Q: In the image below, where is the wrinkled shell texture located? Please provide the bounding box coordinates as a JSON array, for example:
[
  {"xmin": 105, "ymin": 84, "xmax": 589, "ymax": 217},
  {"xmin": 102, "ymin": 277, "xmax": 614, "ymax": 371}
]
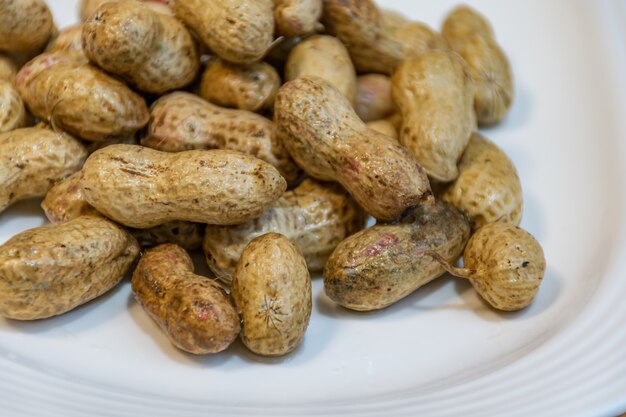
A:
[
  {"xmin": 324, "ymin": 200, "xmax": 470, "ymax": 311},
  {"xmin": 143, "ymin": 92, "xmax": 299, "ymax": 182},
  {"xmin": 285, "ymin": 35, "xmax": 357, "ymax": 104},
  {"xmin": 200, "ymin": 58, "xmax": 280, "ymax": 112},
  {"xmin": 275, "ymin": 76, "xmax": 432, "ymax": 221},
  {"xmin": 80, "ymin": 144, "xmax": 287, "ymax": 228},
  {"xmin": 463, "ymin": 222, "xmax": 546, "ymax": 311},
  {"xmin": 0, "ymin": 127, "xmax": 88, "ymax": 213},
  {"xmin": 390, "ymin": 22, "xmax": 449, "ymax": 56},
  {"xmin": 274, "ymin": 0, "xmax": 322, "ymax": 37},
  {"xmin": 393, "ymin": 50, "xmax": 476, "ymax": 182},
  {"xmin": 203, "ymin": 178, "xmax": 366, "ymax": 281},
  {"xmin": 321, "ymin": 0, "xmax": 403, "ymax": 74},
  {"xmin": 132, "ymin": 244, "xmax": 240, "ymax": 354},
  {"xmin": 0, "ymin": 54, "xmax": 18, "ymax": 82},
  {"xmin": 0, "ymin": 0, "xmax": 54, "ymax": 52},
  {"xmin": 16, "ymin": 52, "xmax": 150, "ymax": 142},
  {"xmin": 0, "ymin": 215, "xmax": 139, "ymax": 320},
  {"xmin": 80, "ymin": 0, "xmax": 172, "ymax": 22},
  {"xmin": 130, "ymin": 221, "xmax": 206, "ymax": 250},
  {"xmin": 232, "ymin": 233, "xmax": 312, "ymax": 356},
  {"xmin": 41, "ymin": 171, "xmax": 98, "ymax": 223},
  {"xmin": 0, "ymin": 80, "xmax": 26, "ymax": 133},
  {"xmin": 439, "ymin": 133, "xmax": 522, "ymax": 231},
  {"xmin": 83, "ymin": 1, "xmax": 199, "ymax": 94},
  {"xmin": 442, "ymin": 6, "xmax": 513, "ymax": 126},
  {"xmin": 171, "ymin": 0, "xmax": 274, "ymax": 64},
  {"xmin": 354, "ymin": 74, "xmax": 394, "ymax": 123}
]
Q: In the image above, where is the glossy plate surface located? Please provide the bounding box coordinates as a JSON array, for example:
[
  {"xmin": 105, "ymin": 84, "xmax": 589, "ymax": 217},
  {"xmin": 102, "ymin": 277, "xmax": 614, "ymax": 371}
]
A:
[{"xmin": 1, "ymin": 1, "xmax": 625, "ymax": 416}]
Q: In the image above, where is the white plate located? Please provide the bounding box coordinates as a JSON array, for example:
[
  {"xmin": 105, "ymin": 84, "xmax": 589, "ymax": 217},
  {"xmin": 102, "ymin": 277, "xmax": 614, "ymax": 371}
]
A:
[{"xmin": 2, "ymin": 1, "xmax": 626, "ymax": 416}]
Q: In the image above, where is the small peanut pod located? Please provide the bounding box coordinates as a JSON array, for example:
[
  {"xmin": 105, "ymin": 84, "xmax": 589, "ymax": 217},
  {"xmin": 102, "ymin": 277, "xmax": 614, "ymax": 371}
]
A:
[
  {"xmin": 354, "ymin": 74, "xmax": 393, "ymax": 123},
  {"xmin": 324, "ymin": 200, "xmax": 470, "ymax": 311},
  {"xmin": 81, "ymin": 144, "xmax": 287, "ymax": 229},
  {"xmin": 432, "ymin": 222, "xmax": 545, "ymax": 311},
  {"xmin": 42, "ymin": 172, "xmax": 206, "ymax": 250},
  {"xmin": 442, "ymin": 6, "xmax": 513, "ymax": 126},
  {"xmin": 171, "ymin": 0, "xmax": 274, "ymax": 64},
  {"xmin": 46, "ymin": 24, "xmax": 85, "ymax": 57},
  {"xmin": 16, "ymin": 52, "xmax": 150, "ymax": 142},
  {"xmin": 392, "ymin": 50, "xmax": 476, "ymax": 182},
  {"xmin": 232, "ymin": 233, "xmax": 311, "ymax": 356},
  {"xmin": 0, "ymin": 127, "xmax": 88, "ymax": 214},
  {"xmin": 0, "ymin": 80, "xmax": 26, "ymax": 132},
  {"xmin": 274, "ymin": 0, "xmax": 322, "ymax": 37},
  {"xmin": 0, "ymin": 215, "xmax": 140, "ymax": 320},
  {"xmin": 203, "ymin": 178, "xmax": 366, "ymax": 282},
  {"xmin": 83, "ymin": 0, "xmax": 199, "ymax": 94},
  {"xmin": 0, "ymin": 54, "xmax": 17, "ymax": 82},
  {"xmin": 285, "ymin": 35, "xmax": 357, "ymax": 105},
  {"xmin": 199, "ymin": 58, "xmax": 281, "ymax": 113},
  {"xmin": 438, "ymin": 133, "xmax": 522, "ymax": 231},
  {"xmin": 275, "ymin": 76, "xmax": 432, "ymax": 221},
  {"xmin": 0, "ymin": 0, "xmax": 54, "ymax": 53},
  {"xmin": 132, "ymin": 244, "xmax": 240, "ymax": 354},
  {"xmin": 41, "ymin": 171, "xmax": 98, "ymax": 223},
  {"xmin": 142, "ymin": 92, "xmax": 299, "ymax": 183}
]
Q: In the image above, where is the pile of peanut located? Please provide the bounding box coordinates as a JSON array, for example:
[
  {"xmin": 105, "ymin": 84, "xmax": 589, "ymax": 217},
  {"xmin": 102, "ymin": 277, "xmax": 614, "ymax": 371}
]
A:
[{"xmin": 0, "ymin": 0, "xmax": 545, "ymax": 357}]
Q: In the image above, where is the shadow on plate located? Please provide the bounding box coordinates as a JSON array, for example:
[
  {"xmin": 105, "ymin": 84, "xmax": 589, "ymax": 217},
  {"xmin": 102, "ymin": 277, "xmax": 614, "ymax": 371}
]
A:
[{"xmin": 453, "ymin": 265, "xmax": 562, "ymax": 321}]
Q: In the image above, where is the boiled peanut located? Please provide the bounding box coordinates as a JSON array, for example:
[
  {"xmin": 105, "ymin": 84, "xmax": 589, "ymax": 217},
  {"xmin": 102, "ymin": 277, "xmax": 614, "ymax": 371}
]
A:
[
  {"xmin": 275, "ymin": 76, "xmax": 432, "ymax": 221},
  {"xmin": 232, "ymin": 233, "xmax": 311, "ymax": 356},
  {"xmin": 132, "ymin": 243, "xmax": 240, "ymax": 354},
  {"xmin": 80, "ymin": 144, "xmax": 287, "ymax": 228},
  {"xmin": 142, "ymin": 92, "xmax": 299, "ymax": 183},
  {"xmin": 0, "ymin": 215, "xmax": 139, "ymax": 320},
  {"xmin": 392, "ymin": 50, "xmax": 476, "ymax": 182}
]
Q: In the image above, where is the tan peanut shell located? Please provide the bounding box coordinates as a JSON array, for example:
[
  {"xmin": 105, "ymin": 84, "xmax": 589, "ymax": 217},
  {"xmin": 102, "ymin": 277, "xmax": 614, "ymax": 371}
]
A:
[
  {"xmin": 16, "ymin": 52, "xmax": 149, "ymax": 142},
  {"xmin": 275, "ymin": 76, "xmax": 432, "ymax": 221},
  {"xmin": 0, "ymin": 54, "xmax": 17, "ymax": 82},
  {"xmin": 0, "ymin": 0, "xmax": 54, "ymax": 53},
  {"xmin": 171, "ymin": 0, "xmax": 274, "ymax": 64},
  {"xmin": 285, "ymin": 35, "xmax": 357, "ymax": 104},
  {"xmin": 142, "ymin": 92, "xmax": 299, "ymax": 183},
  {"xmin": 354, "ymin": 74, "xmax": 394, "ymax": 123},
  {"xmin": 438, "ymin": 132, "xmax": 522, "ymax": 231},
  {"xmin": 434, "ymin": 222, "xmax": 545, "ymax": 311},
  {"xmin": 274, "ymin": 0, "xmax": 322, "ymax": 37},
  {"xmin": 203, "ymin": 178, "xmax": 366, "ymax": 282},
  {"xmin": 392, "ymin": 50, "xmax": 476, "ymax": 182},
  {"xmin": 41, "ymin": 171, "xmax": 98, "ymax": 223},
  {"xmin": 443, "ymin": 6, "xmax": 513, "ymax": 126},
  {"xmin": 199, "ymin": 58, "xmax": 281, "ymax": 112},
  {"xmin": 46, "ymin": 24, "xmax": 85, "ymax": 57},
  {"xmin": 324, "ymin": 200, "xmax": 470, "ymax": 311},
  {"xmin": 132, "ymin": 244, "xmax": 240, "ymax": 354},
  {"xmin": 80, "ymin": 0, "xmax": 172, "ymax": 21},
  {"xmin": 232, "ymin": 233, "xmax": 311, "ymax": 356},
  {"xmin": 42, "ymin": 172, "xmax": 205, "ymax": 250},
  {"xmin": 80, "ymin": 144, "xmax": 287, "ymax": 228},
  {"xmin": 0, "ymin": 215, "xmax": 139, "ymax": 320},
  {"xmin": 366, "ymin": 118, "xmax": 398, "ymax": 140},
  {"xmin": 0, "ymin": 127, "xmax": 88, "ymax": 213},
  {"xmin": 0, "ymin": 80, "xmax": 26, "ymax": 133},
  {"xmin": 83, "ymin": 0, "xmax": 199, "ymax": 94},
  {"xmin": 321, "ymin": 0, "xmax": 446, "ymax": 75}
]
